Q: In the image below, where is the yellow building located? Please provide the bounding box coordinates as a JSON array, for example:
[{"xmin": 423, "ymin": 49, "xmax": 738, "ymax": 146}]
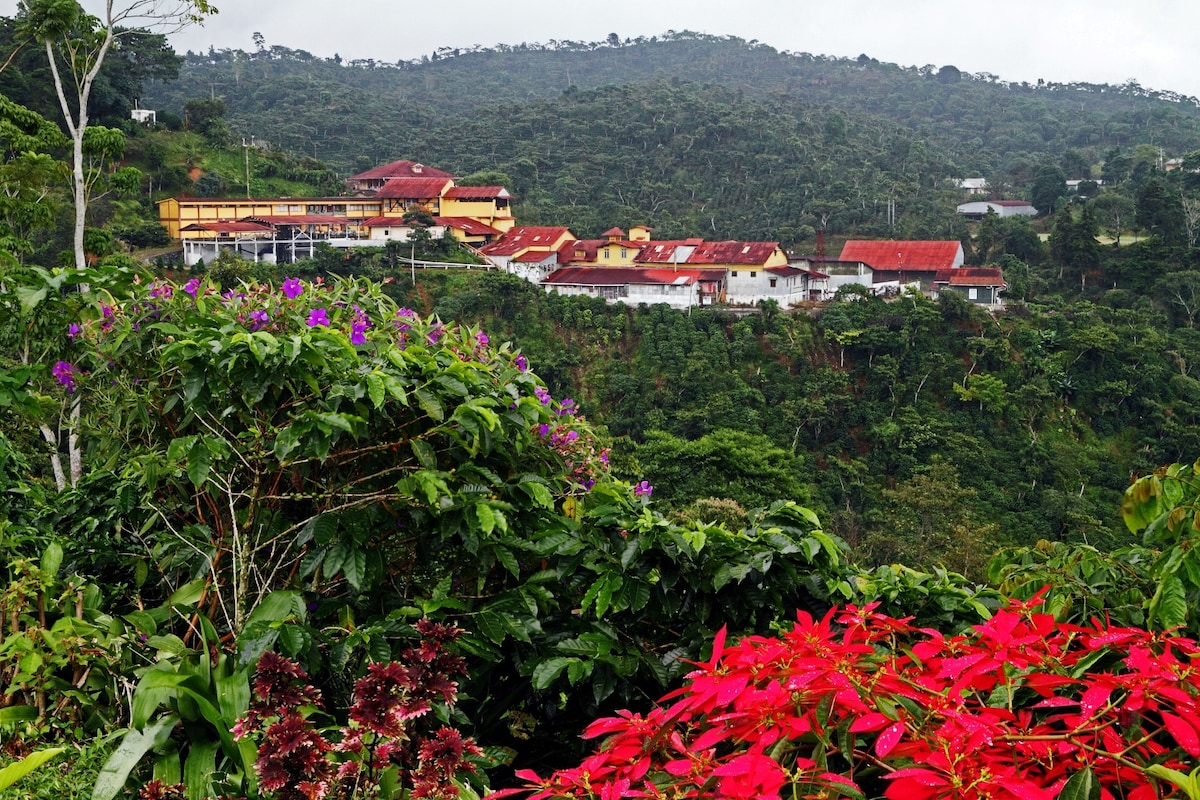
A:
[{"xmin": 158, "ymin": 160, "xmax": 516, "ymax": 265}]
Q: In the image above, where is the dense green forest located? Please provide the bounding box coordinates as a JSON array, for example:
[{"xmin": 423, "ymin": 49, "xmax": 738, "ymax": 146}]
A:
[{"xmin": 10, "ymin": 9, "xmax": 1200, "ymax": 798}]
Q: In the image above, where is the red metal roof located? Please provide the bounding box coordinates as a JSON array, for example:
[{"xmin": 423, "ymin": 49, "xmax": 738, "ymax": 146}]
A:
[
  {"xmin": 375, "ymin": 177, "xmax": 454, "ymax": 199},
  {"xmin": 442, "ymin": 186, "xmax": 511, "ymax": 199},
  {"xmin": 434, "ymin": 216, "xmax": 503, "ymax": 235},
  {"xmin": 361, "ymin": 216, "xmax": 407, "ymax": 227},
  {"xmin": 636, "ymin": 241, "xmax": 696, "ymax": 264},
  {"xmin": 688, "ymin": 240, "xmax": 782, "ymax": 265},
  {"xmin": 543, "ymin": 267, "xmax": 720, "ymax": 286},
  {"xmin": 480, "ymin": 226, "xmax": 574, "ymax": 256},
  {"xmin": 513, "ymin": 251, "xmax": 558, "ymax": 263},
  {"xmin": 603, "ymin": 227, "xmax": 626, "ymax": 237},
  {"xmin": 347, "ymin": 160, "xmax": 453, "ymax": 181},
  {"xmin": 935, "ymin": 267, "xmax": 1007, "ymax": 287},
  {"xmin": 181, "ymin": 221, "xmax": 274, "ymax": 233},
  {"xmin": 839, "ymin": 240, "xmax": 963, "ymax": 271}
]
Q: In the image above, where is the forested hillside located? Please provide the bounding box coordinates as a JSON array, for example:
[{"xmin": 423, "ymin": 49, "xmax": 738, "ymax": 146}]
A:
[{"xmin": 139, "ymin": 33, "xmax": 1200, "ymax": 244}]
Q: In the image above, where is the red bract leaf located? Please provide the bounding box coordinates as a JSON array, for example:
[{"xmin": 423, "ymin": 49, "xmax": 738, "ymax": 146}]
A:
[
  {"xmin": 885, "ymin": 767, "xmax": 949, "ymax": 786},
  {"xmin": 1078, "ymin": 683, "xmax": 1113, "ymax": 715},
  {"xmin": 707, "ymin": 625, "xmax": 728, "ymax": 670},
  {"xmin": 875, "ymin": 721, "xmax": 906, "ymax": 758},
  {"xmin": 1162, "ymin": 711, "xmax": 1200, "ymax": 757},
  {"xmin": 849, "ymin": 712, "xmax": 891, "ymax": 733}
]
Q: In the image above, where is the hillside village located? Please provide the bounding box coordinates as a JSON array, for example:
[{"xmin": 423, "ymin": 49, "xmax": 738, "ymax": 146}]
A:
[{"xmin": 160, "ymin": 158, "xmax": 1008, "ymax": 309}]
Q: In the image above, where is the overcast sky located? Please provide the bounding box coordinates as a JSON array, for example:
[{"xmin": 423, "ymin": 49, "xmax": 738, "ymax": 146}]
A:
[{"xmin": 6, "ymin": 0, "xmax": 1200, "ymax": 99}]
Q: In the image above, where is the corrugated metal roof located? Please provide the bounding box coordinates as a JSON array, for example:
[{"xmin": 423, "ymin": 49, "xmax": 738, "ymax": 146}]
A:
[
  {"xmin": 936, "ymin": 267, "xmax": 1007, "ymax": 287},
  {"xmin": 839, "ymin": 240, "xmax": 963, "ymax": 271},
  {"xmin": 347, "ymin": 160, "xmax": 454, "ymax": 181},
  {"xmin": 687, "ymin": 240, "xmax": 781, "ymax": 265},
  {"xmin": 443, "ymin": 186, "xmax": 511, "ymax": 199},
  {"xmin": 434, "ymin": 216, "xmax": 503, "ymax": 235},
  {"xmin": 375, "ymin": 177, "xmax": 455, "ymax": 199},
  {"xmin": 480, "ymin": 226, "xmax": 574, "ymax": 256}
]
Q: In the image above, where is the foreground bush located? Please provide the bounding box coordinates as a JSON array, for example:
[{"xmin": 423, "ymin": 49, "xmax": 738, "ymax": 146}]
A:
[{"xmin": 495, "ymin": 596, "xmax": 1200, "ymax": 799}]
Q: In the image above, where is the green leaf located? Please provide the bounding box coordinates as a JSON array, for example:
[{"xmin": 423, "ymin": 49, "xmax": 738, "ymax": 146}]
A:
[
  {"xmin": 0, "ymin": 706, "xmax": 37, "ymax": 725},
  {"xmin": 415, "ymin": 388, "xmax": 444, "ymax": 421},
  {"xmin": 183, "ymin": 740, "xmax": 219, "ymax": 800},
  {"xmin": 1059, "ymin": 767, "xmax": 1100, "ymax": 800},
  {"xmin": 168, "ymin": 579, "xmax": 206, "ymax": 608},
  {"xmin": 531, "ymin": 657, "xmax": 575, "ymax": 690},
  {"xmin": 366, "ymin": 372, "xmax": 385, "ymax": 408},
  {"xmin": 494, "ymin": 545, "xmax": 520, "ymax": 577},
  {"xmin": 412, "ymin": 438, "xmax": 438, "ymax": 469},
  {"xmin": 475, "ymin": 502, "xmax": 496, "ymax": 535},
  {"xmin": 342, "ymin": 546, "xmax": 368, "ymax": 591},
  {"xmin": 0, "ymin": 747, "xmax": 66, "ymax": 792},
  {"xmin": 91, "ymin": 716, "xmax": 178, "ymax": 800},
  {"xmin": 40, "ymin": 541, "xmax": 63, "ymax": 578}
]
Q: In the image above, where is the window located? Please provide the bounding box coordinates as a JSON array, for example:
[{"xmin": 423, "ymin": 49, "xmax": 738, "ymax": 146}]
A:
[
  {"xmin": 620, "ymin": 248, "xmax": 628, "ymax": 258},
  {"xmin": 750, "ymin": 271, "xmax": 757, "ymax": 277},
  {"xmin": 769, "ymin": 278, "xmax": 777, "ymax": 288},
  {"xmin": 968, "ymin": 288, "xmax": 979, "ymax": 300},
  {"xmin": 731, "ymin": 271, "xmax": 739, "ymax": 277},
  {"xmin": 604, "ymin": 248, "xmax": 611, "ymax": 259}
]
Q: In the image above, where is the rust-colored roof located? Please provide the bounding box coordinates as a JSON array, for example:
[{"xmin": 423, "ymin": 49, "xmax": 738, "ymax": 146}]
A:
[
  {"xmin": 348, "ymin": 160, "xmax": 453, "ymax": 181},
  {"xmin": 512, "ymin": 251, "xmax": 558, "ymax": 263},
  {"xmin": 434, "ymin": 216, "xmax": 503, "ymax": 235},
  {"xmin": 443, "ymin": 186, "xmax": 511, "ymax": 199},
  {"xmin": 543, "ymin": 267, "xmax": 721, "ymax": 286},
  {"xmin": 636, "ymin": 241, "xmax": 699, "ymax": 263},
  {"xmin": 839, "ymin": 240, "xmax": 963, "ymax": 271},
  {"xmin": 375, "ymin": 177, "xmax": 454, "ymax": 199},
  {"xmin": 181, "ymin": 221, "xmax": 274, "ymax": 233},
  {"xmin": 480, "ymin": 226, "xmax": 574, "ymax": 256},
  {"xmin": 603, "ymin": 227, "xmax": 626, "ymax": 237},
  {"xmin": 936, "ymin": 267, "xmax": 1007, "ymax": 287},
  {"xmin": 688, "ymin": 240, "xmax": 781, "ymax": 265}
]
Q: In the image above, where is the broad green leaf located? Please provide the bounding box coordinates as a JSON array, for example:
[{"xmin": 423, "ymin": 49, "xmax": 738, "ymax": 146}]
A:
[
  {"xmin": 1059, "ymin": 768, "xmax": 1099, "ymax": 800},
  {"xmin": 168, "ymin": 579, "xmax": 207, "ymax": 608},
  {"xmin": 415, "ymin": 388, "xmax": 444, "ymax": 421},
  {"xmin": 183, "ymin": 740, "xmax": 220, "ymax": 800},
  {"xmin": 40, "ymin": 541, "xmax": 63, "ymax": 578},
  {"xmin": 531, "ymin": 657, "xmax": 575, "ymax": 690},
  {"xmin": 0, "ymin": 706, "xmax": 37, "ymax": 725},
  {"xmin": 475, "ymin": 502, "xmax": 496, "ymax": 535},
  {"xmin": 92, "ymin": 716, "xmax": 178, "ymax": 800},
  {"xmin": 0, "ymin": 747, "xmax": 65, "ymax": 792}
]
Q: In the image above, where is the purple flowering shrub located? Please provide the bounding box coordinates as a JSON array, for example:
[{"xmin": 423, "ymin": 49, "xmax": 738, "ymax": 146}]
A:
[{"xmin": 59, "ymin": 275, "xmax": 611, "ymax": 636}]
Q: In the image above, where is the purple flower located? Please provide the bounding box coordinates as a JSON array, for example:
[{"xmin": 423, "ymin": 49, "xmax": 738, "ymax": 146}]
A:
[
  {"xmin": 248, "ymin": 309, "xmax": 270, "ymax": 330},
  {"xmin": 307, "ymin": 308, "xmax": 330, "ymax": 327},
  {"xmin": 67, "ymin": 323, "xmax": 80, "ymax": 340},
  {"xmin": 535, "ymin": 386, "xmax": 551, "ymax": 405},
  {"xmin": 281, "ymin": 276, "xmax": 303, "ymax": 299},
  {"xmin": 634, "ymin": 480, "xmax": 653, "ymax": 498},
  {"xmin": 475, "ymin": 331, "xmax": 489, "ymax": 347},
  {"xmin": 183, "ymin": 279, "xmax": 201, "ymax": 298},
  {"xmin": 427, "ymin": 325, "xmax": 444, "ymax": 345},
  {"xmin": 350, "ymin": 322, "xmax": 369, "ymax": 345},
  {"xmin": 514, "ymin": 354, "xmax": 528, "ymax": 372},
  {"xmin": 52, "ymin": 361, "xmax": 78, "ymax": 393},
  {"xmin": 149, "ymin": 281, "xmax": 173, "ymax": 299}
]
